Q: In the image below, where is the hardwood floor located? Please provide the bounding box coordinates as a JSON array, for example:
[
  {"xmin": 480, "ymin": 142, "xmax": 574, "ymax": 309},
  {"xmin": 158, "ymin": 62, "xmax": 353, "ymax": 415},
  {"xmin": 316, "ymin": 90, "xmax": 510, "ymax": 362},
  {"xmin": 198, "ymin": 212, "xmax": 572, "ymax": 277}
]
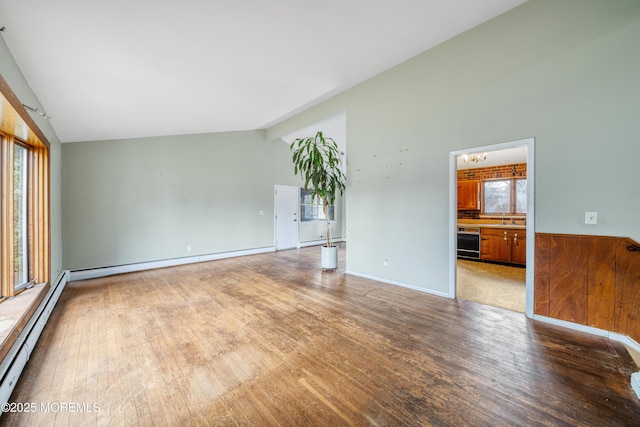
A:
[{"xmin": 2, "ymin": 244, "xmax": 639, "ymax": 426}]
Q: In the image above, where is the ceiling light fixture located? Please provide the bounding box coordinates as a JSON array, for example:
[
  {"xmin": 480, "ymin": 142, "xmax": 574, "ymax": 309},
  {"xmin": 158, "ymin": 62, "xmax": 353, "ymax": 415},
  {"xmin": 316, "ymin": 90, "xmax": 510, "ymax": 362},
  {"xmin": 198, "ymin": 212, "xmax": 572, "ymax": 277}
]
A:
[
  {"xmin": 462, "ymin": 153, "xmax": 487, "ymax": 164},
  {"xmin": 22, "ymin": 103, "xmax": 51, "ymax": 119}
]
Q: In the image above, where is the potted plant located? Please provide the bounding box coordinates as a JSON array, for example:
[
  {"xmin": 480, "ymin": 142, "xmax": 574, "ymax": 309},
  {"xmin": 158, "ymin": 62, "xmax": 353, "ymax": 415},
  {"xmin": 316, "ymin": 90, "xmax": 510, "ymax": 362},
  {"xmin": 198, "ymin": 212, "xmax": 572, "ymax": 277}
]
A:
[{"xmin": 291, "ymin": 131, "xmax": 346, "ymax": 270}]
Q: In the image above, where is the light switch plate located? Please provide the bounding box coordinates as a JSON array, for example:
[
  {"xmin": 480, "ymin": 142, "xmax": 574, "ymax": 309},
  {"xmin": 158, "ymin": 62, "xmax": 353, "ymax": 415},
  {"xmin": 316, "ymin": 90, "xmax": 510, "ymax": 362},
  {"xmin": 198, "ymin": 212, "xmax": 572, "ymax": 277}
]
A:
[{"xmin": 585, "ymin": 211, "xmax": 598, "ymax": 224}]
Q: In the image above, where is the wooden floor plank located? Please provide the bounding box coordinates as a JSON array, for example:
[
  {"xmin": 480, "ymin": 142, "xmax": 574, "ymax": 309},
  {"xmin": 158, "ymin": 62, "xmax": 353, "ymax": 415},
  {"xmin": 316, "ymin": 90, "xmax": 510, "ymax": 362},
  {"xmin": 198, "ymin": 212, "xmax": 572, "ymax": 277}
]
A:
[{"xmin": 1, "ymin": 243, "xmax": 639, "ymax": 426}]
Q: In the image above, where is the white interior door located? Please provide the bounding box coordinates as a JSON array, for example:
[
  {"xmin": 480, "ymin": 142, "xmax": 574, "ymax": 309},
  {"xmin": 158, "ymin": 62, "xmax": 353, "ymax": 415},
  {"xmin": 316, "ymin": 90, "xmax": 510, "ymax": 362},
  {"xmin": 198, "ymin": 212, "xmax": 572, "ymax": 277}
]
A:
[{"xmin": 275, "ymin": 185, "xmax": 299, "ymax": 250}]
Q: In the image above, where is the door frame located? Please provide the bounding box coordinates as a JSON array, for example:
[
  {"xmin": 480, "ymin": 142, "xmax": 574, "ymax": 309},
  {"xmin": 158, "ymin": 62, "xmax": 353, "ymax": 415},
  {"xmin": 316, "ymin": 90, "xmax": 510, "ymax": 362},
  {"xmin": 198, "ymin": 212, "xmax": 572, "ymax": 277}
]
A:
[
  {"xmin": 449, "ymin": 137, "xmax": 535, "ymax": 318},
  {"xmin": 274, "ymin": 184, "xmax": 300, "ymax": 250}
]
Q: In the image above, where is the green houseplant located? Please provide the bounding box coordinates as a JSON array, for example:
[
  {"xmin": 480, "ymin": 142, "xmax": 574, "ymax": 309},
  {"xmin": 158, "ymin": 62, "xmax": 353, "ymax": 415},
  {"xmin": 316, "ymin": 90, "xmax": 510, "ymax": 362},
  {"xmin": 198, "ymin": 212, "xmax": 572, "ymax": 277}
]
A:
[{"xmin": 291, "ymin": 131, "xmax": 346, "ymax": 269}]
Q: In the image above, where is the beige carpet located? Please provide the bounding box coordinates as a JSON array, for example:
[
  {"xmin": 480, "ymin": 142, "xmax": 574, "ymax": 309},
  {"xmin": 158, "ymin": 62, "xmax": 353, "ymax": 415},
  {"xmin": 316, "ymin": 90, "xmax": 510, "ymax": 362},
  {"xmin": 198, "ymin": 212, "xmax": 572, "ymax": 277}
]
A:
[{"xmin": 457, "ymin": 259, "xmax": 526, "ymax": 313}]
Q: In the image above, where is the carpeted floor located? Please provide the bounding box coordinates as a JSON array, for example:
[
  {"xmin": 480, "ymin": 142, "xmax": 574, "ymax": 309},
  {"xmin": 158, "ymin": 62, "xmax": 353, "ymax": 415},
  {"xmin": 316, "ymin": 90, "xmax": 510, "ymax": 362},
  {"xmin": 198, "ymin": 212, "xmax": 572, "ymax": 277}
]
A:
[{"xmin": 457, "ymin": 259, "xmax": 526, "ymax": 313}]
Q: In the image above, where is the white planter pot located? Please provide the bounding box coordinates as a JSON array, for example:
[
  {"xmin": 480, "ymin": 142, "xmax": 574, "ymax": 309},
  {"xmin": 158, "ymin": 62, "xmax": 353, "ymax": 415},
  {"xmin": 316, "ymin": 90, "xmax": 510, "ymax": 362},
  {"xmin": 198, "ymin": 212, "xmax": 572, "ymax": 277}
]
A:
[{"xmin": 321, "ymin": 245, "xmax": 338, "ymax": 271}]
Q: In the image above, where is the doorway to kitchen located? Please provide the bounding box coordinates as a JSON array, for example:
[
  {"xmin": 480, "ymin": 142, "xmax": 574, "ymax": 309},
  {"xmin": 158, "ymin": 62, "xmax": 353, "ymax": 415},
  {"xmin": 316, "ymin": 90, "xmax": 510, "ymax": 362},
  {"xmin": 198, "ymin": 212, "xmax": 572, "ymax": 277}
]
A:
[{"xmin": 450, "ymin": 138, "xmax": 535, "ymax": 316}]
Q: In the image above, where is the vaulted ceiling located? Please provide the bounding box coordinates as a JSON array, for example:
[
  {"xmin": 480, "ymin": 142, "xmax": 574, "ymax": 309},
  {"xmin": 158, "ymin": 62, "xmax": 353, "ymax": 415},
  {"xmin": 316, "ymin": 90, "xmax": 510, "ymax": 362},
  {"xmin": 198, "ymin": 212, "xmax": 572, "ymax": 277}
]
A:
[{"xmin": 0, "ymin": 0, "xmax": 527, "ymax": 143}]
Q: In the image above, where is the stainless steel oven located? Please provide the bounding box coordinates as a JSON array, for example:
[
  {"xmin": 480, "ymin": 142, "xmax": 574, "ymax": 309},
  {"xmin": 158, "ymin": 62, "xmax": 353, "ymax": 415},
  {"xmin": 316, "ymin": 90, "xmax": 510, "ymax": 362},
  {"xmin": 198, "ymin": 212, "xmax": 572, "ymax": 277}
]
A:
[{"xmin": 457, "ymin": 226, "xmax": 480, "ymax": 260}]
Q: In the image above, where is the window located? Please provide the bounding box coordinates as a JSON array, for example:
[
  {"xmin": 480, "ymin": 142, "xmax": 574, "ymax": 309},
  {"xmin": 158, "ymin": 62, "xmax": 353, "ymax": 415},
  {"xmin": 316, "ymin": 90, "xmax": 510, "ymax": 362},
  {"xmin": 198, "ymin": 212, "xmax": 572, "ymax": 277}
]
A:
[
  {"xmin": 14, "ymin": 143, "xmax": 29, "ymax": 290},
  {"xmin": 300, "ymin": 188, "xmax": 335, "ymax": 222},
  {"xmin": 0, "ymin": 74, "xmax": 50, "ymax": 300},
  {"xmin": 483, "ymin": 178, "xmax": 527, "ymax": 215},
  {"xmin": 515, "ymin": 179, "xmax": 527, "ymax": 213}
]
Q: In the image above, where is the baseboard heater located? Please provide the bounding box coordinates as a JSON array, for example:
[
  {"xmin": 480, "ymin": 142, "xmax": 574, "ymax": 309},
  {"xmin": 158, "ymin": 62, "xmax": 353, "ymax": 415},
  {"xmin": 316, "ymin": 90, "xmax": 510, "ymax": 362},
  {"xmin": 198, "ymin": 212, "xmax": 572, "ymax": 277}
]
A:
[{"xmin": 0, "ymin": 271, "xmax": 68, "ymax": 407}]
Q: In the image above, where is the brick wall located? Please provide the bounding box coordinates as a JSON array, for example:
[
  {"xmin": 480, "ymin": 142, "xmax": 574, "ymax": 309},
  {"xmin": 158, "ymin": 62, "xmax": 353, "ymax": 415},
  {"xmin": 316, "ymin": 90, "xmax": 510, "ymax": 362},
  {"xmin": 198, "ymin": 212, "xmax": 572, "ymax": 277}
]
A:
[
  {"xmin": 457, "ymin": 163, "xmax": 527, "ymax": 219},
  {"xmin": 458, "ymin": 163, "xmax": 526, "ymax": 181}
]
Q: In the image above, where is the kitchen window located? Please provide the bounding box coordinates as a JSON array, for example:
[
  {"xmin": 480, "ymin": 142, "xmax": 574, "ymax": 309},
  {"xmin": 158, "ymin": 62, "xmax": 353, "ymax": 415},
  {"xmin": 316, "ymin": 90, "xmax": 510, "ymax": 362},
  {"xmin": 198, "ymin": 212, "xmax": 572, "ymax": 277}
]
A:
[{"xmin": 483, "ymin": 178, "xmax": 527, "ymax": 215}]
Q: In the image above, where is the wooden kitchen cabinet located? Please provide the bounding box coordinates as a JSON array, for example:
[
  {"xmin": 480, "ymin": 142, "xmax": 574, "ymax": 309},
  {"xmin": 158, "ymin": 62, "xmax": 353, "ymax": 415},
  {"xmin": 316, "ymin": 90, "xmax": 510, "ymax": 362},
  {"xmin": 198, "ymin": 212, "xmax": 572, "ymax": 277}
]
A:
[
  {"xmin": 480, "ymin": 228, "xmax": 512, "ymax": 263},
  {"xmin": 457, "ymin": 180, "xmax": 480, "ymax": 210},
  {"xmin": 480, "ymin": 227, "xmax": 526, "ymax": 265},
  {"xmin": 511, "ymin": 230, "xmax": 526, "ymax": 264}
]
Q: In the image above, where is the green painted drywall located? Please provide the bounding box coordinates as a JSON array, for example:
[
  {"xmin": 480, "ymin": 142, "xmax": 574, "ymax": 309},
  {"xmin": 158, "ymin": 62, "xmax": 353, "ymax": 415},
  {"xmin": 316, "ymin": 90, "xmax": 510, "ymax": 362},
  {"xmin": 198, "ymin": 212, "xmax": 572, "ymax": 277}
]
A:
[
  {"xmin": 0, "ymin": 35, "xmax": 64, "ymax": 282},
  {"xmin": 63, "ymin": 132, "xmax": 275, "ymax": 269},
  {"xmin": 61, "ymin": 131, "xmax": 343, "ymax": 270},
  {"xmin": 267, "ymin": 0, "xmax": 640, "ymax": 293}
]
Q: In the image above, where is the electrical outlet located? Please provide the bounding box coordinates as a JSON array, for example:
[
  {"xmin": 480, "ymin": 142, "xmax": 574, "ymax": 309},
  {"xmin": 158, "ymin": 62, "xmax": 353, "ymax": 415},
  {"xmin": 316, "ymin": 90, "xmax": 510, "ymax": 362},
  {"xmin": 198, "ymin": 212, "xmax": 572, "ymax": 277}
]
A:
[
  {"xmin": 187, "ymin": 245, "xmax": 192, "ymax": 252},
  {"xmin": 383, "ymin": 258, "xmax": 388, "ymax": 266},
  {"xmin": 585, "ymin": 211, "xmax": 598, "ymax": 225},
  {"xmin": 259, "ymin": 210, "xmax": 264, "ymax": 216}
]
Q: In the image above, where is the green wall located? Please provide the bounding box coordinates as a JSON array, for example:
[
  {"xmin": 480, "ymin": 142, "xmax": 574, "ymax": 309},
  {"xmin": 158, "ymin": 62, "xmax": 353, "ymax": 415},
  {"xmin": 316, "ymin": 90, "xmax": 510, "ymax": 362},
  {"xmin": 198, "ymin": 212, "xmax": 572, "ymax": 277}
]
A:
[
  {"xmin": 267, "ymin": 0, "xmax": 640, "ymax": 294},
  {"xmin": 5, "ymin": 0, "xmax": 639, "ymax": 291},
  {"xmin": 0, "ymin": 36, "xmax": 63, "ymax": 282},
  {"xmin": 61, "ymin": 132, "xmax": 344, "ymax": 270},
  {"xmin": 63, "ymin": 132, "xmax": 279, "ymax": 269}
]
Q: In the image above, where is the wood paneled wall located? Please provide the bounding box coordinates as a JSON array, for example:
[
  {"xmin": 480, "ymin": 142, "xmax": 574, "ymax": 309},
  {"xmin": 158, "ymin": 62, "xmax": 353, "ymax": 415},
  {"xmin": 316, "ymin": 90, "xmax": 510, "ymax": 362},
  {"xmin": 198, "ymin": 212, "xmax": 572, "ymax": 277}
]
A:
[{"xmin": 535, "ymin": 233, "xmax": 640, "ymax": 343}]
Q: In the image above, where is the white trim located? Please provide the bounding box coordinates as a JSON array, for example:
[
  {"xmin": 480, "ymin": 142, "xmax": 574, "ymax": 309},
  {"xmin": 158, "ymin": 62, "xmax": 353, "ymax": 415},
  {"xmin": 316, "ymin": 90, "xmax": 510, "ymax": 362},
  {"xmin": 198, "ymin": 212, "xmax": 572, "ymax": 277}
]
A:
[
  {"xmin": 609, "ymin": 332, "xmax": 640, "ymax": 352},
  {"xmin": 533, "ymin": 315, "xmax": 640, "ymax": 400},
  {"xmin": 0, "ymin": 270, "xmax": 69, "ymax": 405},
  {"xmin": 300, "ymin": 240, "xmax": 325, "ymax": 248},
  {"xmin": 534, "ymin": 314, "xmax": 640, "ymax": 357},
  {"xmin": 69, "ymin": 247, "xmax": 276, "ymax": 281},
  {"xmin": 524, "ymin": 138, "xmax": 535, "ymax": 318},
  {"xmin": 346, "ymin": 270, "xmax": 451, "ymax": 299},
  {"xmin": 449, "ymin": 137, "xmax": 535, "ymax": 316},
  {"xmin": 274, "ymin": 184, "xmax": 300, "ymax": 251},
  {"xmin": 300, "ymin": 238, "xmax": 345, "ymax": 248},
  {"xmin": 448, "ymin": 152, "xmax": 458, "ymax": 299},
  {"xmin": 533, "ymin": 314, "xmax": 609, "ymax": 337},
  {"xmin": 198, "ymin": 247, "xmax": 275, "ymax": 262}
]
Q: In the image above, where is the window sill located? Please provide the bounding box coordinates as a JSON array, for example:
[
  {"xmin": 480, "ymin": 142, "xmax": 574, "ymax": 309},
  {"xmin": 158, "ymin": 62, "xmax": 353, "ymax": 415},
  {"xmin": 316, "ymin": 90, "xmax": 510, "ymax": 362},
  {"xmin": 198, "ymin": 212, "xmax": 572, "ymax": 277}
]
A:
[{"xmin": 0, "ymin": 283, "xmax": 49, "ymax": 362}]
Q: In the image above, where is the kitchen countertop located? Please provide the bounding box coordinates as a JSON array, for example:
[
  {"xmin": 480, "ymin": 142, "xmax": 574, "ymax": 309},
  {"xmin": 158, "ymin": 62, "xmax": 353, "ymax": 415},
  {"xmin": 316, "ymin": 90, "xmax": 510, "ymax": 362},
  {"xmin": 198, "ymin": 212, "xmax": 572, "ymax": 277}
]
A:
[
  {"xmin": 457, "ymin": 222, "xmax": 526, "ymax": 230},
  {"xmin": 472, "ymin": 223, "xmax": 526, "ymax": 229}
]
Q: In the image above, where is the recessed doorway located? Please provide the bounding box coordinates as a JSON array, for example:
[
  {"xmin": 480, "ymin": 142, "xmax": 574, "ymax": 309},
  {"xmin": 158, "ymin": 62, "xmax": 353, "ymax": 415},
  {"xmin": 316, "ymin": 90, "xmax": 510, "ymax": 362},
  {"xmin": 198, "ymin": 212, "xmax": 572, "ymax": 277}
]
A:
[{"xmin": 450, "ymin": 139, "xmax": 535, "ymax": 316}]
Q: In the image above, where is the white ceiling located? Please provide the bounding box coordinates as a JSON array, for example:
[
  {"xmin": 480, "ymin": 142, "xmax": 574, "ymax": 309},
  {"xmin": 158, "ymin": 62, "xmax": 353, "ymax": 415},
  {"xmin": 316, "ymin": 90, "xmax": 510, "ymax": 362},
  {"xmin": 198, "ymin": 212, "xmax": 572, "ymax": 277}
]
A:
[
  {"xmin": 0, "ymin": 0, "xmax": 526, "ymax": 143},
  {"xmin": 457, "ymin": 146, "xmax": 527, "ymax": 170}
]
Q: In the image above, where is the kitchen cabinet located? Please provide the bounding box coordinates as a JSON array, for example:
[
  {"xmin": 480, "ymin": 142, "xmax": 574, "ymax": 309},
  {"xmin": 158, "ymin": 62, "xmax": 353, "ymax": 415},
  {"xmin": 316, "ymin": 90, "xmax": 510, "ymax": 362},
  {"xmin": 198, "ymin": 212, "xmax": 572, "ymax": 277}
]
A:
[
  {"xmin": 480, "ymin": 227, "xmax": 526, "ymax": 265},
  {"xmin": 511, "ymin": 230, "xmax": 526, "ymax": 264},
  {"xmin": 457, "ymin": 180, "xmax": 480, "ymax": 210}
]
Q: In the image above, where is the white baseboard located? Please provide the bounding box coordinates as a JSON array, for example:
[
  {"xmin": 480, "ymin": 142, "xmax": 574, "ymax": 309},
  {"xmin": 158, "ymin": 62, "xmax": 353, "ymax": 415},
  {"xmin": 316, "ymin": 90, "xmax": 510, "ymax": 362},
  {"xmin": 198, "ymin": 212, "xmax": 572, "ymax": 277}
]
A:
[
  {"xmin": 532, "ymin": 315, "xmax": 610, "ymax": 337},
  {"xmin": 345, "ymin": 270, "xmax": 451, "ymax": 299},
  {"xmin": 609, "ymin": 332, "xmax": 640, "ymax": 353},
  {"xmin": 533, "ymin": 315, "xmax": 640, "ymax": 399},
  {"xmin": 299, "ymin": 238, "xmax": 345, "ymax": 248},
  {"xmin": 198, "ymin": 247, "xmax": 275, "ymax": 262},
  {"xmin": 533, "ymin": 315, "xmax": 640, "ymax": 354},
  {"xmin": 0, "ymin": 270, "xmax": 69, "ymax": 405},
  {"xmin": 69, "ymin": 246, "xmax": 276, "ymax": 281}
]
